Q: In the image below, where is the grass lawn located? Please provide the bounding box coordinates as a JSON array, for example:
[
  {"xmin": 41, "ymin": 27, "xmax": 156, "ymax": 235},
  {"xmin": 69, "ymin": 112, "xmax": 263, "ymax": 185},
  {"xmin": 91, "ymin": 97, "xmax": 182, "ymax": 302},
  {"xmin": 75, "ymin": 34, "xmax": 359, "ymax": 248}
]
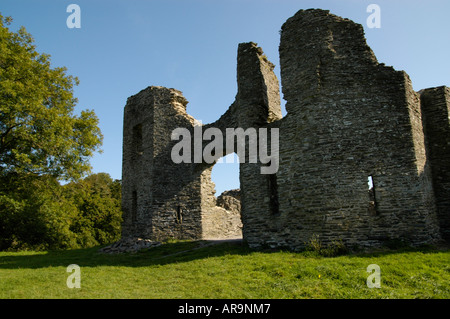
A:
[{"xmin": 0, "ymin": 240, "xmax": 449, "ymax": 299}]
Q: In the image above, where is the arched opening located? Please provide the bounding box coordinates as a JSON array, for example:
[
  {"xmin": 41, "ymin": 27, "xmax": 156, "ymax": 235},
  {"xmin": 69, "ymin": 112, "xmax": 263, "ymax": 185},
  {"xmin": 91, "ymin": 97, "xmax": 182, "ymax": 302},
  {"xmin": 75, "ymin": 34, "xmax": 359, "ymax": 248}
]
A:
[{"xmin": 202, "ymin": 153, "xmax": 242, "ymax": 240}]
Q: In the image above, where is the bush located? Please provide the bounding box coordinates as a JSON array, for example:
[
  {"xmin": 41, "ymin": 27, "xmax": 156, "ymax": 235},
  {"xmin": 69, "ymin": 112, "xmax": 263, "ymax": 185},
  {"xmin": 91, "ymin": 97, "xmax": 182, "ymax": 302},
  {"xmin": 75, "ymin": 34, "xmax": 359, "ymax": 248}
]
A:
[{"xmin": 305, "ymin": 234, "xmax": 349, "ymax": 257}]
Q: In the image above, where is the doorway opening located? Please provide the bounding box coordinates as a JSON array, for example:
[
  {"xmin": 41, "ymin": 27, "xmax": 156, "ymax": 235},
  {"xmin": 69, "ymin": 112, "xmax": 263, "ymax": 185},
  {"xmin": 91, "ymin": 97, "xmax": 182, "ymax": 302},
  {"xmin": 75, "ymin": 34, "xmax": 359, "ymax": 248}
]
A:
[{"xmin": 203, "ymin": 153, "xmax": 243, "ymax": 240}]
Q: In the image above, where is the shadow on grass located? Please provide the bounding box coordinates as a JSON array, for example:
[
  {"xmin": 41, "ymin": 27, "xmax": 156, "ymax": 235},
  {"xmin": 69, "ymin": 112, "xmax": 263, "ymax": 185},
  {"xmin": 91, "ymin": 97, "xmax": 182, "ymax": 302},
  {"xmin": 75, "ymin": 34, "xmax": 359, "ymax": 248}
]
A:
[
  {"xmin": 0, "ymin": 239, "xmax": 254, "ymax": 269},
  {"xmin": 0, "ymin": 239, "xmax": 447, "ymax": 270}
]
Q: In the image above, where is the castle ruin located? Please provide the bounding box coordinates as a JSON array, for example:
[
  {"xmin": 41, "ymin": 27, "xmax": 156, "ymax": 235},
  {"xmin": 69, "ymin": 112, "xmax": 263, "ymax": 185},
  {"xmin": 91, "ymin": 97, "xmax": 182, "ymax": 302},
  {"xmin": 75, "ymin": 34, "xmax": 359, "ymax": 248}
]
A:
[{"xmin": 121, "ymin": 9, "xmax": 449, "ymax": 250}]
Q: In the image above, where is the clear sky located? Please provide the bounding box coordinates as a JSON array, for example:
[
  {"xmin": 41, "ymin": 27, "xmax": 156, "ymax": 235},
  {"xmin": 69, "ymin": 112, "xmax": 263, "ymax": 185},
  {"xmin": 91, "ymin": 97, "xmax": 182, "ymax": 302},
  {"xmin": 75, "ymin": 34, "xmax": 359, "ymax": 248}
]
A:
[{"xmin": 1, "ymin": 0, "xmax": 449, "ymax": 195}]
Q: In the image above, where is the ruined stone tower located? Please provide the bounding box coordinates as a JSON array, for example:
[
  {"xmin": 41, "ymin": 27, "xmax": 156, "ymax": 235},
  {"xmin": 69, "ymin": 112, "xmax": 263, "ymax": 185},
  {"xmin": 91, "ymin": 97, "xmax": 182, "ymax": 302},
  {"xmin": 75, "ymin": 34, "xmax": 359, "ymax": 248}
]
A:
[
  {"xmin": 121, "ymin": 87, "xmax": 200, "ymax": 239},
  {"xmin": 121, "ymin": 42, "xmax": 281, "ymax": 241},
  {"xmin": 268, "ymin": 9, "xmax": 440, "ymax": 248},
  {"xmin": 420, "ymin": 86, "xmax": 450, "ymax": 241},
  {"xmin": 122, "ymin": 9, "xmax": 448, "ymax": 249}
]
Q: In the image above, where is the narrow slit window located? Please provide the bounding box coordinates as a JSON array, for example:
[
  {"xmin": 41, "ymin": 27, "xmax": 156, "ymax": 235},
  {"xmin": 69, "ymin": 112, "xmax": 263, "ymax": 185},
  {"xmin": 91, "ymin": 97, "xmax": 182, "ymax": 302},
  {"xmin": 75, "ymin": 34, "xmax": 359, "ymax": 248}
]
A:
[
  {"xmin": 133, "ymin": 124, "xmax": 143, "ymax": 156},
  {"xmin": 268, "ymin": 174, "xmax": 280, "ymax": 215},
  {"xmin": 367, "ymin": 175, "xmax": 378, "ymax": 215},
  {"xmin": 176, "ymin": 205, "xmax": 183, "ymax": 224}
]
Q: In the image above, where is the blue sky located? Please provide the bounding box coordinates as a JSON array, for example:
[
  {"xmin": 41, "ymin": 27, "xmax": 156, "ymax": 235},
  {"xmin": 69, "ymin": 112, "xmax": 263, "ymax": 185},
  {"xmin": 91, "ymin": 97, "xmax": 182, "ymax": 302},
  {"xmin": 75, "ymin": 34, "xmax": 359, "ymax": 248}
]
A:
[{"xmin": 1, "ymin": 0, "xmax": 449, "ymax": 195}]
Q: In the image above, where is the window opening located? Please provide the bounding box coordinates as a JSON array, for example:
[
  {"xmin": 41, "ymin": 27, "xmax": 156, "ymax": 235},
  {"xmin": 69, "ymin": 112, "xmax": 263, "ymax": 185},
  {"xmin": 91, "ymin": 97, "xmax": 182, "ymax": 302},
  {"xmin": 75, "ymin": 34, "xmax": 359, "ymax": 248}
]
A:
[
  {"xmin": 268, "ymin": 174, "xmax": 280, "ymax": 215},
  {"xmin": 133, "ymin": 124, "xmax": 143, "ymax": 156},
  {"xmin": 176, "ymin": 205, "xmax": 183, "ymax": 224},
  {"xmin": 368, "ymin": 175, "xmax": 378, "ymax": 215}
]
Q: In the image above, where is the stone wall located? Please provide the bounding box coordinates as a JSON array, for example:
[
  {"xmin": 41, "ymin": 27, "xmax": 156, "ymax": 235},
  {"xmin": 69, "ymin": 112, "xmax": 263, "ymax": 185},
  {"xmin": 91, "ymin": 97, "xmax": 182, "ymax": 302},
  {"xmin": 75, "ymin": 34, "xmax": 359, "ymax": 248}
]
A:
[
  {"xmin": 202, "ymin": 189, "xmax": 242, "ymax": 240},
  {"xmin": 265, "ymin": 9, "xmax": 440, "ymax": 249},
  {"xmin": 121, "ymin": 42, "xmax": 280, "ymax": 241},
  {"xmin": 121, "ymin": 8, "xmax": 447, "ymax": 249},
  {"xmin": 420, "ymin": 86, "xmax": 450, "ymax": 241},
  {"xmin": 121, "ymin": 86, "xmax": 204, "ymax": 241}
]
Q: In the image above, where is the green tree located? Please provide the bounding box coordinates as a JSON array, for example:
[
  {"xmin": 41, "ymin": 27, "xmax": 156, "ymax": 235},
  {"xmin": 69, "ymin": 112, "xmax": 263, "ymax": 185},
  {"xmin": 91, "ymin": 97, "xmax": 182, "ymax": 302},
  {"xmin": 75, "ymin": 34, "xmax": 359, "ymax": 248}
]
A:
[
  {"xmin": 0, "ymin": 173, "xmax": 122, "ymax": 251},
  {"xmin": 0, "ymin": 15, "xmax": 114, "ymax": 251},
  {"xmin": 0, "ymin": 173, "xmax": 78, "ymax": 250},
  {"xmin": 0, "ymin": 14, "xmax": 102, "ymax": 181},
  {"xmin": 65, "ymin": 173, "xmax": 122, "ymax": 247}
]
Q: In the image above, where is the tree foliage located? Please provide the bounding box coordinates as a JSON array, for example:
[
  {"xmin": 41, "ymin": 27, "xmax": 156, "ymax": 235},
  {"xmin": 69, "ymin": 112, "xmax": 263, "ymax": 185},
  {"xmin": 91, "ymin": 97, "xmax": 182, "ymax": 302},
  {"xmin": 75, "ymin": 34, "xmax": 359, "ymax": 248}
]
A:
[
  {"xmin": 0, "ymin": 173, "xmax": 122, "ymax": 251},
  {"xmin": 0, "ymin": 15, "xmax": 119, "ymax": 251},
  {"xmin": 0, "ymin": 14, "xmax": 102, "ymax": 181},
  {"xmin": 65, "ymin": 173, "xmax": 122, "ymax": 248}
]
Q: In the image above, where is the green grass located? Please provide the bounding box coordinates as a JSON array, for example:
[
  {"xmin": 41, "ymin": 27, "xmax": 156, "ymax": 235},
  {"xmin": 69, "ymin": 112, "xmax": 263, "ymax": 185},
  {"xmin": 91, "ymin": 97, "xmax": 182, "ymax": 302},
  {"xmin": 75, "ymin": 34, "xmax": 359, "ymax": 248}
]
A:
[{"xmin": 0, "ymin": 240, "xmax": 449, "ymax": 299}]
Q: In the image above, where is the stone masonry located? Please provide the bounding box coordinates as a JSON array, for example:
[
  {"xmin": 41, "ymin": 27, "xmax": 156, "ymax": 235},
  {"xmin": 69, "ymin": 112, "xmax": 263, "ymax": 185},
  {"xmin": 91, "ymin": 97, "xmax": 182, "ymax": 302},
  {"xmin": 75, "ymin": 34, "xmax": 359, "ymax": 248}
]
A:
[
  {"xmin": 419, "ymin": 86, "xmax": 450, "ymax": 241},
  {"xmin": 121, "ymin": 9, "xmax": 449, "ymax": 250}
]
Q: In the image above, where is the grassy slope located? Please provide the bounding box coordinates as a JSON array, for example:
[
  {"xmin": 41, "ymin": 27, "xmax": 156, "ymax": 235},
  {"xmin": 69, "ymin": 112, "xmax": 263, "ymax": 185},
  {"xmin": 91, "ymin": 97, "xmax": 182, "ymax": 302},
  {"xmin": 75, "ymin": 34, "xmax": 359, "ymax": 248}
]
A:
[{"xmin": 0, "ymin": 241, "xmax": 449, "ymax": 299}]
